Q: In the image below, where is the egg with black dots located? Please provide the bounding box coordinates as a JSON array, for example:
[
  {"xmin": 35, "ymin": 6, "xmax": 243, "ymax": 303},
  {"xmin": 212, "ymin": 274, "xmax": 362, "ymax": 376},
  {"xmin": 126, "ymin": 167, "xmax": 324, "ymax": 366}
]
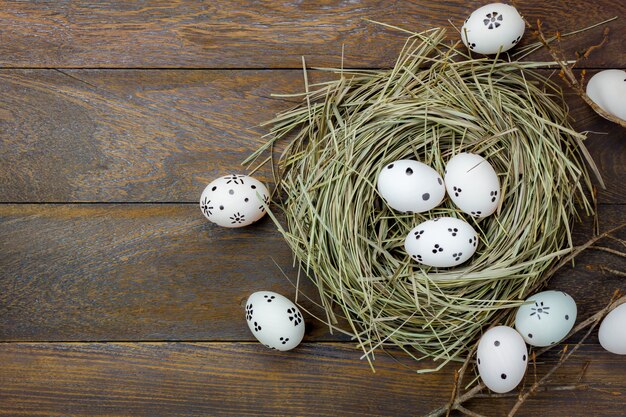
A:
[
  {"xmin": 245, "ymin": 291, "xmax": 305, "ymax": 351},
  {"xmin": 460, "ymin": 3, "xmax": 525, "ymax": 55},
  {"xmin": 477, "ymin": 326, "xmax": 528, "ymax": 393},
  {"xmin": 377, "ymin": 159, "xmax": 445, "ymax": 213},
  {"xmin": 515, "ymin": 290, "xmax": 577, "ymax": 347},
  {"xmin": 200, "ymin": 174, "xmax": 270, "ymax": 227},
  {"xmin": 444, "ymin": 153, "xmax": 501, "ymax": 218},
  {"xmin": 405, "ymin": 217, "xmax": 478, "ymax": 268}
]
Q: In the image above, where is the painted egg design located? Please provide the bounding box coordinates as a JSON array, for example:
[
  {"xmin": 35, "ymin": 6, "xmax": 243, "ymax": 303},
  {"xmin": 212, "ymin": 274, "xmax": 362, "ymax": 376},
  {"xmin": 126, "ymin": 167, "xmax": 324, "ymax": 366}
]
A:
[
  {"xmin": 405, "ymin": 217, "xmax": 479, "ymax": 268},
  {"xmin": 477, "ymin": 326, "xmax": 528, "ymax": 393},
  {"xmin": 245, "ymin": 291, "xmax": 305, "ymax": 351},
  {"xmin": 377, "ymin": 159, "xmax": 445, "ymax": 213},
  {"xmin": 200, "ymin": 174, "xmax": 270, "ymax": 227},
  {"xmin": 515, "ymin": 290, "xmax": 577, "ymax": 347},
  {"xmin": 444, "ymin": 153, "xmax": 500, "ymax": 218},
  {"xmin": 461, "ymin": 3, "xmax": 525, "ymax": 55}
]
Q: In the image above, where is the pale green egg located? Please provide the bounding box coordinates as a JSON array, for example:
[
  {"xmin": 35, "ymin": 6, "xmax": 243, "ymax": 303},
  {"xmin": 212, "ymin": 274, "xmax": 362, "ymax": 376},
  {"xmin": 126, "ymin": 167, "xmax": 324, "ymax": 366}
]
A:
[{"xmin": 515, "ymin": 290, "xmax": 577, "ymax": 347}]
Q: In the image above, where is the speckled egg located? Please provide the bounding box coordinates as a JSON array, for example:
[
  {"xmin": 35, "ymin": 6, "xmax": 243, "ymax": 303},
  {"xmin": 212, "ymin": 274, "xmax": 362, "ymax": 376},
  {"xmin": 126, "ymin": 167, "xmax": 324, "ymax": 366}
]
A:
[
  {"xmin": 444, "ymin": 153, "xmax": 500, "ymax": 218},
  {"xmin": 461, "ymin": 3, "xmax": 525, "ymax": 55},
  {"xmin": 404, "ymin": 217, "xmax": 479, "ymax": 268},
  {"xmin": 515, "ymin": 290, "xmax": 577, "ymax": 347},
  {"xmin": 245, "ymin": 291, "xmax": 305, "ymax": 351},
  {"xmin": 377, "ymin": 159, "xmax": 446, "ymax": 213},
  {"xmin": 200, "ymin": 174, "xmax": 270, "ymax": 227},
  {"xmin": 477, "ymin": 326, "xmax": 528, "ymax": 393}
]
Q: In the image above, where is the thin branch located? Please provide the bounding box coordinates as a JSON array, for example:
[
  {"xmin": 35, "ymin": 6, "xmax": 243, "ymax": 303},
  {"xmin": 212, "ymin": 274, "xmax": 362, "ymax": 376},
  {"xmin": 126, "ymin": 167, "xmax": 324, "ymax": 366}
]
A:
[
  {"xmin": 600, "ymin": 267, "xmax": 626, "ymax": 277},
  {"xmin": 456, "ymin": 405, "xmax": 487, "ymax": 417},
  {"xmin": 606, "ymin": 235, "xmax": 626, "ymax": 248},
  {"xmin": 581, "ymin": 27, "xmax": 610, "ymax": 59},
  {"xmin": 425, "ymin": 383, "xmax": 484, "ymax": 417},
  {"xmin": 577, "ymin": 362, "xmax": 590, "ymax": 383},
  {"xmin": 540, "ymin": 222, "xmax": 626, "ymax": 285},
  {"xmin": 590, "ymin": 246, "xmax": 626, "ymax": 258},
  {"xmin": 474, "ymin": 384, "xmax": 589, "ymax": 398},
  {"xmin": 534, "ymin": 20, "xmax": 626, "ymax": 128},
  {"xmin": 445, "ymin": 370, "xmax": 459, "ymax": 417}
]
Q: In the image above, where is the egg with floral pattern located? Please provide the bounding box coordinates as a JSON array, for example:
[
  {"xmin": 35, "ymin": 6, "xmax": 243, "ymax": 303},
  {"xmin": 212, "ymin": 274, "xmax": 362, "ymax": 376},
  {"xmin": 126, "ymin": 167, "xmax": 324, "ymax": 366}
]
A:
[
  {"xmin": 515, "ymin": 290, "xmax": 577, "ymax": 347},
  {"xmin": 200, "ymin": 174, "xmax": 270, "ymax": 227},
  {"xmin": 245, "ymin": 291, "xmax": 305, "ymax": 351},
  {"xmin": 461, "ymin": 3, "xmax": 525, "ymax": 55}
]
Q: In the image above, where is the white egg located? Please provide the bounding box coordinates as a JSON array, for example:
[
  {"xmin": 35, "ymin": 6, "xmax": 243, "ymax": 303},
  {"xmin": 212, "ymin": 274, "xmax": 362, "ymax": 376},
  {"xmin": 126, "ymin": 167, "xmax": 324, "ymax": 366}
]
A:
[
  {"xmin": 245, "ymin": 291, "xmax": 305, "ymax": 351},
  {"xmin": 444, "ymin": 153, "xmax": 500, "ymax": 218},
  {"xmin": 477, "ymin": 326, "xmax": 528, "ymax": 393},
  {"xmin": 404, "ymin": 217, "xmax": 478, "ymax": 268},
  {"xmin": 586, "ymin": 70, "xmax": 626, "ymax": 121},
  {"xmin": 200, "ymin": 174, "xmax": 270, "ymax": 227},
  {"xmin": 461, "ymin": 3, "xmax": 525, "ymax": 55},
  {"xmin": 377, "ymin": 159, "xmax": 445, "ymax": 213},
  {"xmin": 599, "ymin": 302, "xmax": 626, "ymax": 355},
  {"xmin": 515, "ymin": 290, "xmax": 577, "ymax": 347}
]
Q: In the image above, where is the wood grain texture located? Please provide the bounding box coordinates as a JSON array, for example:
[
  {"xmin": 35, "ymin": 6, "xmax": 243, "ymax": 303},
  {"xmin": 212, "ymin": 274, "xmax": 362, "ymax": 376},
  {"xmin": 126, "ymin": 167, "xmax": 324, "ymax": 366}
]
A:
[
  {"xmin": 1, "ymin": 203, "xmax": 624, "ymax": 342},
  {"xmin": 1, "ymin": 1, "xmax": 625, "ymax": 415},
  {"xmin": 0, "ymin": 0, "xmax": 624, "ymax": 69},
  {"xmin": 0, "ymin": 69, "xmax": 623, "ymax": 203},
  {"xmin": 0, "ymin": 342, "xmax": 624, "ymax": 417},
  {"xmin": 0, "ymin": 204, "xmax": 338, "ymax": 341}
]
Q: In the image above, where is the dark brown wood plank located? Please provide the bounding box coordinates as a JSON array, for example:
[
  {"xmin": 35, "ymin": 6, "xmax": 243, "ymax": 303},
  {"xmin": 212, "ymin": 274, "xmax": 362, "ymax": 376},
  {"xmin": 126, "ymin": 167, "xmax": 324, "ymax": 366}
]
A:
[
  {"xmin": 0, "ymin": 204, "xmax": 336, "ymax": 342},
  {"xmin": 0, "ymin": 0, "xmax": 623, "ymax": 68},
  {"xmin": 0, "ymin": 342, "xmax": 623, "ymax": 417},
  {"xmin": 0, "ymin": 69, "xmax": 280, "ymax": 203},
  {"xmin": 0, "ymin": 69, "xmax": 623, "ymax": 203},
  {"xmin": 0, "ymin": 203, "xmax": 624, "ymax": 342}
]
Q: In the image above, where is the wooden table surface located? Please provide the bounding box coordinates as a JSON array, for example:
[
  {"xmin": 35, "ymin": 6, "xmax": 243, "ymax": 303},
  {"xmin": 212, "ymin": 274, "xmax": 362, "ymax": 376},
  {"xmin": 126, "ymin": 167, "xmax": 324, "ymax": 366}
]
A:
[{"xmin": 1, "ymin": 1, "xmax": 625, "ymax": 416}]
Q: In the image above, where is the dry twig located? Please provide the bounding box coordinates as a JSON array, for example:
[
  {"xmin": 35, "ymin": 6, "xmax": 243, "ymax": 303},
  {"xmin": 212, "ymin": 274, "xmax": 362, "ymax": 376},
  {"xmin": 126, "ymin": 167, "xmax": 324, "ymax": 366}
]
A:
[{"xmin": 533, "ymin": 20, "xmax": 626, "ymax": 128}]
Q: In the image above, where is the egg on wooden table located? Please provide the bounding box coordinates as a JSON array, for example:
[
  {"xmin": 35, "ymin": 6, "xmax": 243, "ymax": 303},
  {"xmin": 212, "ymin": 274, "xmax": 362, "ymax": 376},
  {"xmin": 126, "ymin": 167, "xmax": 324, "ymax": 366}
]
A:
[
  {"xmin": 586, "ymin": 70, "xmax": 626, "ymax": 121},
  {"xmin": 461, "ymin": 3, "xmax": 525, "ymax": 55},
  {"xmin": 599, "ymin": 303, "xmax": 626, "ymax": 355},
  {"xmin": 404, "ymin": 217, "xmax": 479, "ymax": 268},
  {"xmin": 515, "ymin": 290, "xmax": 577, "ymax": 347},
  {"xmin": 200, "ymin": 174, "xmax": 270, "ymax": 227},
  {"xmin": 377, "ymin": 159, "xmax": 445, "ymax": 213},
  {"xmin": 477, "ymin": 326, "xmax": 528, "ymax": 393},
  {"xmin": 245, "ymin": 291, "xmax": 305, "ymax": 351},
  {"xmin": 444, "ymin": 153, "xmax": 500, "ymax": 218}
]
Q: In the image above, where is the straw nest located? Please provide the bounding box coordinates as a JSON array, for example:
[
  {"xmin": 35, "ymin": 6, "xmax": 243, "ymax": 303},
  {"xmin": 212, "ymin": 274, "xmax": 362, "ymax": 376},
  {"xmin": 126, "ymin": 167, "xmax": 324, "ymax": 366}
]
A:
[{"xmin": 247, "ymin": 27, "xmax": 599, "ymax": 370}]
